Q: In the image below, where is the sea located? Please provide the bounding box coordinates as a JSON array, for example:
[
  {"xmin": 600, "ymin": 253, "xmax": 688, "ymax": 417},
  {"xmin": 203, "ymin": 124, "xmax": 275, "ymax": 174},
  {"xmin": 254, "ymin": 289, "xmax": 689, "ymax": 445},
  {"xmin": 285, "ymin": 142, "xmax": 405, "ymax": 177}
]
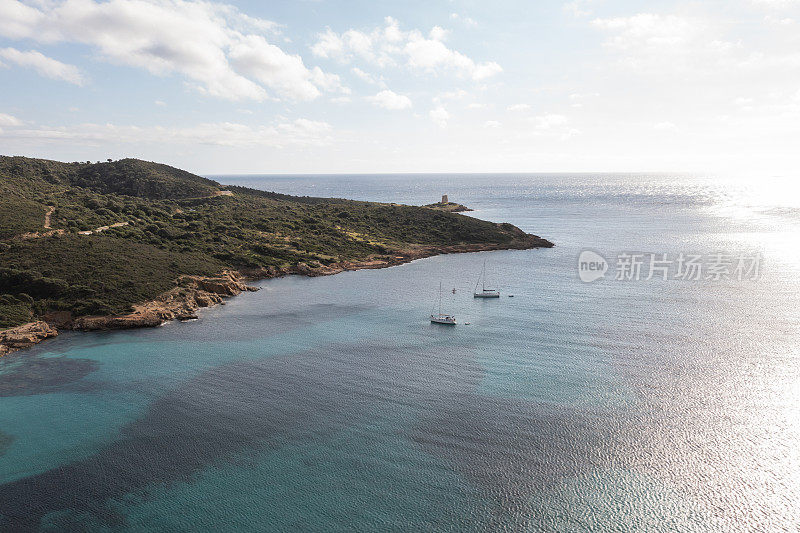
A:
[{"xmin": 1, "ymin": 173, "xmax": 798, "ymax": 532}]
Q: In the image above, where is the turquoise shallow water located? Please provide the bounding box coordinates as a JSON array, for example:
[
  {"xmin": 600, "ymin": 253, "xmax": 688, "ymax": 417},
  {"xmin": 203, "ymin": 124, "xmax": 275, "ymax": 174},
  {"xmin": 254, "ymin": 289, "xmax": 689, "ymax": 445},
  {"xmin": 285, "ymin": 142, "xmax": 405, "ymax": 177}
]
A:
[{"xmin": 1, "ymin": 174, "xmax": 799, "ymax": 531}]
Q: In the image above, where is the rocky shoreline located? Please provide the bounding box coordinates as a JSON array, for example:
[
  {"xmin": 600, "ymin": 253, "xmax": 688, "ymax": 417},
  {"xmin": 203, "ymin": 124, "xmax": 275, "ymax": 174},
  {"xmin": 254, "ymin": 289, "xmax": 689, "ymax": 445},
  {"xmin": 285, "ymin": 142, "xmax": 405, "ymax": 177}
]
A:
[
  {"xmin": 0, "ymin": 232, "xmax": 553, "ymax": 357},
  {"xmin": 0, "ymin": 321, "xmax": 59, "ymax": 357}
]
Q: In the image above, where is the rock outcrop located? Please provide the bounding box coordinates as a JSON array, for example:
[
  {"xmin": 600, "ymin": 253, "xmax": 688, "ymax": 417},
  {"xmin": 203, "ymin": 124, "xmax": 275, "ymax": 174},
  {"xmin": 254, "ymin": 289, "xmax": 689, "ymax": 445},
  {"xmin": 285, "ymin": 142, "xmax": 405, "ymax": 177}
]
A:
[
  {"xmin": 0, "ymin": 321, "xmax": 59, "ymax": 357},
  {"xmin": 71, "ymin": 271, "xmax": 257, "ymax": 331},
  {"xmin": 422, "ymin": 201, "xmax": 473, "ymax": 212},
  {"xmin": 0, "ymin": 271, "xmax": 257, "ymax": 356}
]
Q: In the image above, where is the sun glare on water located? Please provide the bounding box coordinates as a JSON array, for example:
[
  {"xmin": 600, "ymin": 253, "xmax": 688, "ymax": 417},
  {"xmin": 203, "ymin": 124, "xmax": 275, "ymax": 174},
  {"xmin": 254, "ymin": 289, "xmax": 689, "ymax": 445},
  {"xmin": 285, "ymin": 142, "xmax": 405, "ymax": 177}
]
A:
[{"xmin": 703, "ymin": 174, "xmax": 800, "ymax": 268}]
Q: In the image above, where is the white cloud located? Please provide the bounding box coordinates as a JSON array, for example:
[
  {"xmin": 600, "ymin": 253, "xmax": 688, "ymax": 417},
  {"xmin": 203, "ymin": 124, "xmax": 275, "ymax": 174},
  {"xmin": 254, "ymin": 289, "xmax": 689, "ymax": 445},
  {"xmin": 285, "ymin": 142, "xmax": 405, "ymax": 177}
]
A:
[
  {"xmin": 430, "ymin": 105, "xmax": 450, "ymax": 127},
  {"xmin": 428, "ymin": 26, "xmax": 450, "ymax": 42},
  {"xmin": 590, "ymin": 11, "xmax": 800, "ymax": 84},
  {"xmin": 568, "ymin": 92, "xmax": 600, "ymax": 108},
  {"xmin": 654, "ymin": 121, "xmax": 679, "ymax": 132},
  {"xmin": 404, "ymin": 34, "xmax": 501, "ymax": 80},
  {"xmin": 470, "ymin": 62, "xmax": 504, "ymax": 80},
  {"xmin": 507, "ymin": 103, "xmax": 531, "ymax": 111},
  {"xmin": 533, "ymin": 114, "xmax": 569, "ymax": 129},
  {"xmin": 559, "ymin": 129, "xmax": 582, "ymax": 141},
  {"xmin": 0, "ymin": 47, "xmax": 84, "ymax": 85},
  {"xmin": 311, "ymin": 21, "xmax": 399, "ymax": 67},
  {"xmin": 351, "ymin": 67, "xmax": 376, "ymax": 84},
  {"xmin": 484, "ymin": 120, "xmax": 501, "ymax": 128},
  {"xmin": 591, "ymin": 11, "xmax": 800, "ymax": 88},
  {"xmin": 229, "ymin": 35, "xmax": 328, "ymax": 100},
  {"xmin": 764, "ymin": 14, "xmax": 796, "ymax": 24},
  {"xmin": 520, "ymin": 113, "xmax": 579, "ymax": 140},
  {"xmin": 278, "ymin": 118, "xmax": 332, "ymax": 140},
  {"xmin": 312, "ymin": 17, "xmax": 502, "ymax": 81},
  {"xmin": 310, "ymin": 67, "xmax": 350, "ymax": 94},
  {"xmin": 564, "ymin": 1, "xmax": 593, "ymax": 18},
  {"xmin": 450, "ymin": 13, "xmax": 478, "ymax": 28},
  {"xmin": 313, "ymin": 29, "xmax": 371, "ymax": 62},
  {"xmin": 592, "ymin": 14, "xmax": 697, "ymax": 52},
  {"xmin": 368, "ymin": 89, "xmax": 412, "ymax": 110},
  {"xmin": 0, "ymin": 0, "xmax": 335, "ymax": 101},
  {"xmin": 0, "ymin": 113, "xmax": 23, "ymax": 126},
  {"xmin": 155, "ymin": 100, "xmax": 166, "ymax": 107},
  {"xmin": 310, "ymin": 29, "xmax": 345, "ymax": 60},
  {"xmin": 569, "ymin": 92, "xmax": 600, "ymax": 100},
  {"xmin": 0, "ymin": 118, "xmax": 333, "ymax": 148},
  {"xmin": 433, "ymin": 89, "xmax": 468, "ymax": 104},
  {"xmin": 0, "ymin": 1, "xmax": 41, "ymax": 40},
  {"xmin": 751, "ymin": 0, "xmax": 799, "ymax": 7},
  {"xmin": 589, "ymin": 12, "xmax": 800, "ymax": 77}
]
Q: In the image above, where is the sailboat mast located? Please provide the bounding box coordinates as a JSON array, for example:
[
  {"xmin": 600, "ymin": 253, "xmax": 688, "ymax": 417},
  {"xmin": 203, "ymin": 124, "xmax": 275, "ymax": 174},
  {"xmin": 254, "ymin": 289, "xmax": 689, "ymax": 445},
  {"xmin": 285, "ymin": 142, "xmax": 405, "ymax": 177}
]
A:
[
  {"xmin": 482, "ymin": 260, "xmax": 486, "ymax": 291},
  {"xmin": 438, "ymin": 281, "xmax": 442, "ymax": 316}
]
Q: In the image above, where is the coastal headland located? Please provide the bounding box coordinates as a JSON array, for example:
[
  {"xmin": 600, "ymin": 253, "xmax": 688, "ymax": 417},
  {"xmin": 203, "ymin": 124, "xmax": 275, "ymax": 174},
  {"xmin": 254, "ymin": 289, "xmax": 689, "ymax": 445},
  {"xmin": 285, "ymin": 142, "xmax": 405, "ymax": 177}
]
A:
[
  {"xmin": 0, "ymin": 156, "xmax": 553, "ymax": 355},
  {"xmin": 422, "ymin": 201, "xmax": 473, "ymax": 212}
]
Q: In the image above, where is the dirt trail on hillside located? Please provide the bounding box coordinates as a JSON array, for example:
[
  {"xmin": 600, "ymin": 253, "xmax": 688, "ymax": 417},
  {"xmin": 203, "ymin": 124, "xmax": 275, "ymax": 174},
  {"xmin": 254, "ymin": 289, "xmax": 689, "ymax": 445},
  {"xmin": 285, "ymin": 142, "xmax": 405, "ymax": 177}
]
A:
[
  {"xmin": 14, "ymin": 206, "xmax": 63, "ymax": 240},
  {"xmin": 183, "ymin": 189, "xmax": 234, "ymax": 200},
  {"xmin": 78, "ymin": 222, "xmax": 130, "ymax": 235},
  {"xmin": 13, "ymin": 190, "xmax": 229, "ymax": 240},
  {"xmin": 43, "ymin": 206, "xmax": 55, "ymax": 229}
]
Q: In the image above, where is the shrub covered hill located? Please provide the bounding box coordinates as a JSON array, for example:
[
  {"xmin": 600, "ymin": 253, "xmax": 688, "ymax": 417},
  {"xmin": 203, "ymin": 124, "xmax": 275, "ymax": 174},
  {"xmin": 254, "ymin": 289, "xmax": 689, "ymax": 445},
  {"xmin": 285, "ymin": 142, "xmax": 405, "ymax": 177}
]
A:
[{"xmin": 0, "ymin": 156, "xmax": 553, "ymax": 329}]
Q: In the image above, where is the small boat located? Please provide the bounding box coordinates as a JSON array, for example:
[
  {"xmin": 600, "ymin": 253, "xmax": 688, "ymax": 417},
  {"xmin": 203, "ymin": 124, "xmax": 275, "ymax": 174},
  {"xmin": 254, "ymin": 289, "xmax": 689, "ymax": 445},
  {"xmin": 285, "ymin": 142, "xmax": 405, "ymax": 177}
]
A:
[
  {"xmin": 431, "ymin": 282, "xmax": 456, "ymax": 325},
  {"xmin": 431, "ymin": 314, "xmax": 456, "ymax": 325},
  {"xmin": 474, "ymin": 260, "xmax": 501, "ymax": 298}
]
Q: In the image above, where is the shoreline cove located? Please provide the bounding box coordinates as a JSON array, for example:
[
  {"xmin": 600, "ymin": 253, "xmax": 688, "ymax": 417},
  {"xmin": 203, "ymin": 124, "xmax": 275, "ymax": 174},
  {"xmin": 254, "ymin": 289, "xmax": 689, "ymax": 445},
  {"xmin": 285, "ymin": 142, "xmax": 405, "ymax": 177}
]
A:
[{"xmin": 0, "ymin": 234, "xmax": 552, "ymax": 357}]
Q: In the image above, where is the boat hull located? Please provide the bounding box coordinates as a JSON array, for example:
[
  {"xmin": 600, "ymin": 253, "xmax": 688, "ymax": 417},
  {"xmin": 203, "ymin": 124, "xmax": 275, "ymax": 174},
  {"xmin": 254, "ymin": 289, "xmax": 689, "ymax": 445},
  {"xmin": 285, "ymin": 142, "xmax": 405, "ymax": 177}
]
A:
[
  {"xmin": 474, "ymin": 292, "xmax": 500, "ymax": 298},
  {"xmin": 430, "ymin": 315, "xmax": 456, "ymax": 325}
]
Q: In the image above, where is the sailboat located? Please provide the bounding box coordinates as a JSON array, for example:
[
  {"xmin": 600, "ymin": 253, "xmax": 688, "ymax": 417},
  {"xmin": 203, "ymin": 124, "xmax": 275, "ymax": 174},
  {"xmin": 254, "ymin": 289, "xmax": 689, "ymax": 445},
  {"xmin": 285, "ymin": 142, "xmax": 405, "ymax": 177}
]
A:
[
  {"xmin": 474, "ymin": 260, "xmax": 500, "ymax": 298},
  {"xmin": 430, "ymin": 281, "xmax": 456, "ymax": 325}
]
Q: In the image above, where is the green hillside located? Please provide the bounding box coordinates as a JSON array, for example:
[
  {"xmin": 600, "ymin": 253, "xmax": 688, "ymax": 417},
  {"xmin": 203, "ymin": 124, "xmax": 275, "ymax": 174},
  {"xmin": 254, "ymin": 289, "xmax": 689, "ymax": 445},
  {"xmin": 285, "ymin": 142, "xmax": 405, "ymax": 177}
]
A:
[
  {"xmin": 0, "ymin": 156, "xmax": 552, "ymax": 328},
  {"xmin": 0, "ymin": 156, "xmax": 220, "ymax": 199}
]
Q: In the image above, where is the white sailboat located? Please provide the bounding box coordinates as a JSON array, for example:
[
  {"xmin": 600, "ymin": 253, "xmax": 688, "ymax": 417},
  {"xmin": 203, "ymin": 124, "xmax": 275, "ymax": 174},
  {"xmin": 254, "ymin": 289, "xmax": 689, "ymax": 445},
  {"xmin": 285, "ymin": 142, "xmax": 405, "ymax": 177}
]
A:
[
  {"xmin": 474, "ymin": 260, "xmax": 500, "ymax": 298},
  {"xmin": 430, "ymin": 281, "xmax": 456, "ymax": 325}
]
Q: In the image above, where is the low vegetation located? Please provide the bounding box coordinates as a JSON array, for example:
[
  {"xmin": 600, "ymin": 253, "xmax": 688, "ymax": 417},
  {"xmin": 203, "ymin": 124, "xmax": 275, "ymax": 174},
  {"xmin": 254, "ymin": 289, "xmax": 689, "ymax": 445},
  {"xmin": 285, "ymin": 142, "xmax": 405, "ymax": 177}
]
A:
[
  {"xmin": 1, "ymin": 156, "xmax": 549, "ymax": 328},
  {"xmin": 1, "ymin": 236, "xmax": 223, "ymax": 325},
  {"xmin": 422, "ymin": 201, "xmax": 473, "ymax": 213}
]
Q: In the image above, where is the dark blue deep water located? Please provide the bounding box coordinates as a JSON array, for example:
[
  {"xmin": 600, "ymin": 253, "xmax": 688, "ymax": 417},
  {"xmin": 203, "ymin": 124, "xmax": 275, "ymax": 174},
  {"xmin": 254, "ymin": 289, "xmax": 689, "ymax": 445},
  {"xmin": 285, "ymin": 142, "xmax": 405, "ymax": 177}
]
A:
[{"xmin": 1, "ymin": 174, "xmax": 798, "ymax": 531}]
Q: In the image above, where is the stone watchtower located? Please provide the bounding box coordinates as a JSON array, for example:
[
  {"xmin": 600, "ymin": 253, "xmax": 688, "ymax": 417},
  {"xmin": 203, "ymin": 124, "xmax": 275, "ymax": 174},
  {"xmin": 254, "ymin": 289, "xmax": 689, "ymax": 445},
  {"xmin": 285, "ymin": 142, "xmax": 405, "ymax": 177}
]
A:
[{"xmin": 441, "ymin": 194, "xmax": 448, "ymax": 204}]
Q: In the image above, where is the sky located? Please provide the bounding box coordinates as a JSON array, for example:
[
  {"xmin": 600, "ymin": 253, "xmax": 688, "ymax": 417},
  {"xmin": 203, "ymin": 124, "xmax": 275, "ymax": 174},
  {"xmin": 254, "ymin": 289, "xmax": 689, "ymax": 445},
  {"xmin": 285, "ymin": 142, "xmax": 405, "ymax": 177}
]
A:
[{"xmin": 1, "ymin": 0, "xmax": 799, "ymax": 175}]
